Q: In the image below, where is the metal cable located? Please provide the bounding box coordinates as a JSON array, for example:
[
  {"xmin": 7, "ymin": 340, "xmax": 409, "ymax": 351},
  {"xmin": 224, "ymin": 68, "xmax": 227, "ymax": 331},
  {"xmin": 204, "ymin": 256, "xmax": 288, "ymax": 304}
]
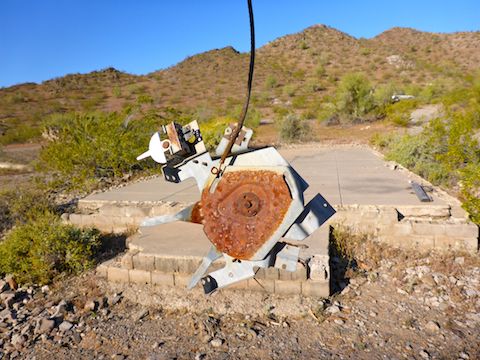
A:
[{"xmin": 217, "ymin": 0, "xmax": 255, "ymax": 172}]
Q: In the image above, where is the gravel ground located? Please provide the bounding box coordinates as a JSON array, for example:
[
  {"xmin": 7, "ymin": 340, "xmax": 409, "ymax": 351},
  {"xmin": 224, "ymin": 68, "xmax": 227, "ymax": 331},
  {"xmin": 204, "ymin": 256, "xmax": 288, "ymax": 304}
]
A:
[{"xmin": 1, "ymin": 245, "xmax": 479, "ymax": 360}]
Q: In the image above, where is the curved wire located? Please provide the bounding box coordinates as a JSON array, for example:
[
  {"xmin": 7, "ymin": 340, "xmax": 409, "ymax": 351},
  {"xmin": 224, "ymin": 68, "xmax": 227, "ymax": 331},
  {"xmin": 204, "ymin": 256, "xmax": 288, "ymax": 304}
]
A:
[{"xmin": 218, "ymin": 0, "xmax": 255, "ymax": 171}]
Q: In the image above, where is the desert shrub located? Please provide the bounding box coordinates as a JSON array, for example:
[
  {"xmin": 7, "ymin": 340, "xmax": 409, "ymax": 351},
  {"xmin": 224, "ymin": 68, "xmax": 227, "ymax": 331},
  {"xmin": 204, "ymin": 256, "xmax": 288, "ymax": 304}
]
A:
[
  {"xmin": 385, "ymin": 99, "xmax": 419, "ymax": 127},
  {"xmin": 0, "ymin": 212, "xmax": 100, "ymax": 285},
  {"xmin": 265, "ymin": 75, "xmax": 278, "ymax": 89},
  {"xmin": 279, "ymin": 114, "xmax": 311, "ymax": 142},
  {"xmin": 336, "ymin": 73, "xmax": 375, "ymax": 117},
  {"xmin": 315, "ymin": 64, "xmax": 326, "ymax": 78},
  {"xmin": 299, "ymin": 40, "xmax": 309, "ymax": 50},
  {"xmin": 384, "ymin": 133, "xmax": 450, "ymax": 184},
  {"xmin": 375, "ymin": 106, "xmax": 480, "ymax": 223},
  {"xmin": 199, "ymin": 117, "xmax": 231, "ymax": 150},
  {"xmin": 0, "ymin": 124, "xmax": 41, "ymax": 145},
  {"xmin": 38, "ymin": 111, "xmax": 160, "ymax": 190},
  {"xmin": 283, "ymin": 85, "xmax": 296, "ymax": 97},
  {"xmin": 460, "ymin": 164, "xmax": 480, "ymax": 224},
  {"xmin": 292, "ymin": 95, "xmax": 307, "ymax": 109},
  {"xmin": 0, "ymin": 187, "xmax": 55, "ymax": 236},
  {"xmin": 227, "ymin": 105, "xmax": 262, "ymax": 129},
  {"xmin": 373, "ymin": 83, "xmax": 398, "ymax": 113}
]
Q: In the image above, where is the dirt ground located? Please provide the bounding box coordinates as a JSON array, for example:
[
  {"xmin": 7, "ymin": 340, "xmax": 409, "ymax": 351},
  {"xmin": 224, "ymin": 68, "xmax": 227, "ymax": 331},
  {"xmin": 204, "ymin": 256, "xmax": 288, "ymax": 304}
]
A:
[{"xmin": 4, "ymin": 243, "xmax": 477, "ymax": 360}]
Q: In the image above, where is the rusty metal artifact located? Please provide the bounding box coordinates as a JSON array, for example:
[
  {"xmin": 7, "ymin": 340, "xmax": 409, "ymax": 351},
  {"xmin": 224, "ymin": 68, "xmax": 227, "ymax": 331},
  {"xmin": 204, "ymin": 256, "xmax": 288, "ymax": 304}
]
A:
[{"xmin": 200, "ymin": 170, "xmax": 292, "ymax": 259}]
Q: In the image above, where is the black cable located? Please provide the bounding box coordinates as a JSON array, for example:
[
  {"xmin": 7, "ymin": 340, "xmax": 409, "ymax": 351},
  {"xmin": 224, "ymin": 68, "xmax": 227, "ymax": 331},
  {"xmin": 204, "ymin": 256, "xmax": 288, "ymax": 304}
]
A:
[{"xmin": 218, "ymin": 0, "xmax": 255, "ymax": 169}]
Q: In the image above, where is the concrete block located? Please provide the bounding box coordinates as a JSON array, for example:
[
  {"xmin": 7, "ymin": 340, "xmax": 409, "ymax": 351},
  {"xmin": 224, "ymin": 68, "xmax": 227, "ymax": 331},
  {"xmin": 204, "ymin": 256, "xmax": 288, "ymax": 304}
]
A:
[
  {"xmin": 444, "ymin": 223, "xmax": 479, "ymax": 238},
  {"xmin": 302, "ymin": 280, "xmax": 329, "ymax": 298},
  {"xmin": 390, "ymin": 222, "xmax": 413, "ymax": 236},
  {"xmin": 151, "ymin": 271, "xmax": 175, "ymax": 287},
  {"xmin": 121, "ymin": 253, "xmax": 134, "ymax": 270},
  {"xmin": 129, "ymin": 269, "xmax": 151, "ymax": 284},
  {"xmin": 275, "ymin": 280, "xmax": 302, "ymax": 295},
  {"xmin": 68, "ymin": 213, "xmax": 85, "ymax": 227},
  {"xmin": 124, "ymin": 206, "xmax": 151, "ymax": 218},
  {"xmin": 411, "ymin": 222, "xmax": 446, "ymax": 236},
  {"xmin": 435, "ymin": 236, "xmax": 478, "ymax": 253},
  {"xmin": 254, "ymin": 268, "xmax": 266, "ymax": 280},
  {"xmin": 97, "ymin": 205, "xmax": 122, "ymax": 216},
  {"xmin": 96, "ymin": 263, "xmax": 108, "ymax": 278},
  {"xmin": 292, "ymin": 263, "xmax": 308, "ymax": 281},
  {"xmin": 177, "ymin": 258, "xmax": 202, "ymax": 274},
  {"xmin": 394, "ymin": 235, "xmax": 435, "ymax": 251},
  {"xmin": 248, "ymin": 279, "xmax": 275, "ymax": 293},
  {"xmin": 308, "ymin": 255, "xmax": 330, "ymax": 281},
  {"xmin": 107, "ymin": 267, "xmax": 129, "ymax": 283},
  {"xmin": 155, "ymin": 256, "xmax": 179, "ymax": 273},
  {"xmin": 174, "ymin": 274, "xmax": 192, "ymax": 289},
  {"xmin": 225, "ymin": 279, "xmax": 249, "ymax": 290},
  {"xmin": 264, "ymin": 267, "xmax": 279, "ymax": 280},
  {"xmin": 132, "ymin": 254, "xmax": 155, "ymax": 271},
  {"xmin": 396, "ymin": 205, "xmax": 451, "ymax": 219},
  {"xmin": 88, "ymin": 214, "xmax": 116, "ymax": 233},
  {"xmin": 278, "ymin": 269, "xmax": 292, "ymax": 281}
]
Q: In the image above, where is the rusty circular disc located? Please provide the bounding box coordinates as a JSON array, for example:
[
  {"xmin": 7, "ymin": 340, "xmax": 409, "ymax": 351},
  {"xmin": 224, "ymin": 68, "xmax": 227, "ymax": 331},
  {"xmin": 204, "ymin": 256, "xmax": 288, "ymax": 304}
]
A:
[{"xmin": 200, "ymin": 170, "xmax": 292, "ymax": 260}]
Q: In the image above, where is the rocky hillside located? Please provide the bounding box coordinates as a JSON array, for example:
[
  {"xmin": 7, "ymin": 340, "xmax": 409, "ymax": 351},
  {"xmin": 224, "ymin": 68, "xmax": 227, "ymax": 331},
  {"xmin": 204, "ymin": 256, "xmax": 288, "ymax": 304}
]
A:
[{"xmin": 1, "ymin": 25, "xmax": 479, "ymax": 142}]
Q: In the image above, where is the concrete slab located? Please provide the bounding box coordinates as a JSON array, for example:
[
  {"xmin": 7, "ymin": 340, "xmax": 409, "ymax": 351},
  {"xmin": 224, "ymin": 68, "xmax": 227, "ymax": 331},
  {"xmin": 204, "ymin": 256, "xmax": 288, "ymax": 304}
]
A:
[
  {"xmin": 129, "ymin": 220, "xmax": 330, "ymax": 260},
  {"xmin": 85, "ymin": 146, "xmax": 447, "ymax": 207}
]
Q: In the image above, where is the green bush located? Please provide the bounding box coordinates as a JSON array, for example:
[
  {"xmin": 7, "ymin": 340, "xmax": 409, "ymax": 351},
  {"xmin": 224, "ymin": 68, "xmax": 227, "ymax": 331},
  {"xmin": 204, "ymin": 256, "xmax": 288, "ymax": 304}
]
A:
[
  {"xmin": 0, "ymin": 124, "xmax": 41, "ymax": 145},
  {"xmin": 336, "ymin": 73, "xmax": 375, "ymax": 117},
  {"xmin": 385, "ymin": 99, "xmax": 419, "ymax": 127},
  {"xmin": 0, "ymin": 212, "xmax": 100, "ymax": 285},
  {"xmin": 38, "ymin": 111, "xmax": 160, "ymax": 190},
  {"xmin": 279, "ymin": 114, "xmax": 311, "ymax": 142},
  {"xmin": 265, "ymin": 75, "xmax": 278, "ymax": 89},
  {"xmin": 375, "ymin": 104, "xmax": 480, "ymax": 224}
]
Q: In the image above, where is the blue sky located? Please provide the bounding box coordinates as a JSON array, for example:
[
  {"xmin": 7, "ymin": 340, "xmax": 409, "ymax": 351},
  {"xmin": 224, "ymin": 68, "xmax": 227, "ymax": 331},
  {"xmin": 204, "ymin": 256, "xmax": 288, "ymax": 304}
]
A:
[{"xmin": 0, "ymin": 0, "xmax": 478, "ymax": 88}]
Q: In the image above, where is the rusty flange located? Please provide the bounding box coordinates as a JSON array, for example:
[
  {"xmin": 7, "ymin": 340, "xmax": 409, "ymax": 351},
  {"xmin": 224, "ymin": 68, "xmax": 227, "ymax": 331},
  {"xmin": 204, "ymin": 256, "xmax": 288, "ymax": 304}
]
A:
[{"xmin": 198, "ymin": 170, "xmax": 292, "ymax": 260}]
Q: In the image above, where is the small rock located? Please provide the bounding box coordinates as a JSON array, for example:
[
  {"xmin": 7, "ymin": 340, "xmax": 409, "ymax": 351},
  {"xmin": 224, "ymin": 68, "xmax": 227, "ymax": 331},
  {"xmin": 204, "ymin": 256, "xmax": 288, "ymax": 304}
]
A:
[
  {"xmin": 210, "ymin": 338, "xmax": 223, "ymax": 348},
  {"xmin": 0, "ymin": 291, "xmax": 16, "ymax": 308},
  {"xmin": 110, "ymin": 294, "xmax": 123, "ymax": 306},
  {"xmin": 465, "ymin": 289, "xmax": 478, "ymax": 297},
  {"xmin": 84, "ymin": 300, "xmax": 98, "ymax": 312},
  {"xmin": 37, "ymin": 318, "xmax": 55, "ymax": 334},
  {"xmin": 11, "ymin": 333, "xmax": 27, "ymax": 348},
  {"xmin": 0, "ymin": 280, "xmax": 9, "ymax": 293},
  {"xmin": 135, "ymin": 309, "xmax": 149, "ymax": 322},
  {"xmin": 459, "ymin": 351, "xmax": 470, "ymax": 359},
  {"xmin": 111, "ymin": 355, "xmax": 126, "ymax": 360},
  {"xmin": 325, "ymin": 305, "xmax": 340, "ymax": 314},
  {"xmin": 454, "ymin": 257, "xmax": 465, "ymax": 265},
  {"xmin": 421, "ymin": 274, "xmax": 437, "ymax": 287},
  {"xmin": 5, "ymin": 275, "xmax": 17, "ymax": 291},
  {"xmin": 59, "ymin": 321, "xmax": 73, "ymax": 332},
  {"xmin": 0, "ymin": 308, "xmax": 16, "ymax": 322},
  {"xmin": 419, "ymin": 349, "xmax": 430, "ymax": 359},
  {"xmin": 41, "ymin": 285, "xmax": 50, "ymax": 294},
  {"xmin": 425, "ymin": 320, "xmax": 441, "ymax": 333},
  {"xmin": 369, "ymin": 311, "xmax": 377, "ymax": 317},
  {"xmin": 54, "ymin": 300, "xmax": 69, "ymax": 316},
  {"xmin": 333, "ymin": 319, "xmax": 345, "ymax": 325},
  {"xmin": 72, "ymin": 331, "xmax": 82, "ymax": 344}
]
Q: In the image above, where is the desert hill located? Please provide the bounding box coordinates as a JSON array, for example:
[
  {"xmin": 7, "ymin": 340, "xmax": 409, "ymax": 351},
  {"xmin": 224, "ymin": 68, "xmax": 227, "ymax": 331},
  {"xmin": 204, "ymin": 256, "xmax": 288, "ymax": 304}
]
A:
[{"xmin": 1, "ymin": 25, "xmax": 479, "ymax": 143}]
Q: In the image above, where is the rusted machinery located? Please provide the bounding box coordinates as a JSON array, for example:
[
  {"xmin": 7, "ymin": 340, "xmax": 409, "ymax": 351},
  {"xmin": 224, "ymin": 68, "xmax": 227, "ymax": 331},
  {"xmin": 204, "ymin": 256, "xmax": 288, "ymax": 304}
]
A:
[
  {"xmin": 136, "ymin": 0, "xmax": 334, "ymax": 294},
  {"xmin": 137, "ymin": 121, "xmax": 335, "ymax": 294}
]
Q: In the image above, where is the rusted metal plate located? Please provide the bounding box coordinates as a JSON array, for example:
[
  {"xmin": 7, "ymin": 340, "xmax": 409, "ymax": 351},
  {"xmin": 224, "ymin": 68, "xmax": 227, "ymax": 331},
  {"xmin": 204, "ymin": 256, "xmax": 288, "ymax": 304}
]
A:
[{"xmin": 200, "ymin": 170, "xmax": 292, "ymax": 260}]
